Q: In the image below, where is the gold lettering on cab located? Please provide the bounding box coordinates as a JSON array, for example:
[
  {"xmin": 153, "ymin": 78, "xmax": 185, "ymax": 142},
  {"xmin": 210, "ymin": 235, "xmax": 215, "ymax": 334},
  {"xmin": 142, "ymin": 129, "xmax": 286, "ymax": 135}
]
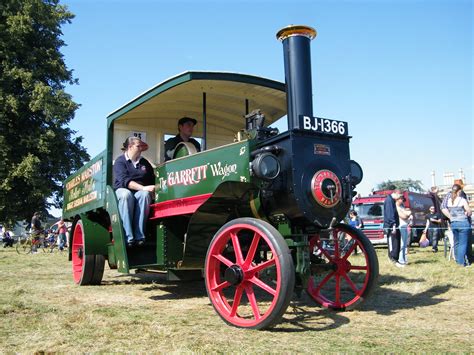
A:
[
  {"xmin": 65, "ymin": 160, "xmax": 103, "ymax": 211},
  {"xmin": 157, "ymin": 164, "xmax": 208, "ymax": 190}
]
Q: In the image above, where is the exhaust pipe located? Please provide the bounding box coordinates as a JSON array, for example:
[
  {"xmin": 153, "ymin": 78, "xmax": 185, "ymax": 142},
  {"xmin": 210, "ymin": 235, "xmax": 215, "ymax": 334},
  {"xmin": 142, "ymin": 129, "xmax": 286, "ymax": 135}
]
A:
[{"xmin": 276, "ymin": 25, "xmax": 317, "ymax": 130}]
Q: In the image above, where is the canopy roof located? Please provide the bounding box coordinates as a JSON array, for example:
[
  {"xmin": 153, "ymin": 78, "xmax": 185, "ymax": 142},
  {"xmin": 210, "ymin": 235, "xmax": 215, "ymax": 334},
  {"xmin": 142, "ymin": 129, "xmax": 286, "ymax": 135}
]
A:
[{"xmin": 106, "ymin": 71, "xmax": 287, "ymax": 137}]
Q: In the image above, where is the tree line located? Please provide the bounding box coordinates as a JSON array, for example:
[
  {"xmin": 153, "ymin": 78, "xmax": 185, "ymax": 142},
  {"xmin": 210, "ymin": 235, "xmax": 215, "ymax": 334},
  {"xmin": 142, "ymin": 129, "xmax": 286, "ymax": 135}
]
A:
[{"xmin": 0, "ymin": 0, "xmax": 88, "ymax": 226}]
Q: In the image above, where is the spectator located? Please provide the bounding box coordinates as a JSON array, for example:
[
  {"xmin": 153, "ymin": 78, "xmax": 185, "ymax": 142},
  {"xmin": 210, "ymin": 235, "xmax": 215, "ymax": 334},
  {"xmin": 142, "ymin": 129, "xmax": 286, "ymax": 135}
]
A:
[
  {"xmin": 2, "ymin": 229, "xmax": 14, "ymax": 248},
  {"xmin": 30, "ymin": 212, "xmax": 42, "ymax": 253},
  {"xmin": 30, "ymin": 212, "xmax": 42, "ymax": 233},
  {"xmin": 424, "ymin": 206, "xmax": 443, "ymax": 253},
  {"xmin": 396, "ymin": 196, "xmax": 412, "ymax": 266},
  {"xmin": 441, "ymin": 179, "xmax": 472, "ymax": 262},
  {"xmin": 348, "ymin": 210, "xmax": 363, "ymax": 229},
  {"xmin": 51, "ymin": 218, "xmax": 67, "ymax": 251},
  {"xmin": 384, "ymin": 190, "xmax": 403, "ymax": 266},
  {"xmin": 441, "ymin": 184, "xmax": 472, "ymax": 266}
]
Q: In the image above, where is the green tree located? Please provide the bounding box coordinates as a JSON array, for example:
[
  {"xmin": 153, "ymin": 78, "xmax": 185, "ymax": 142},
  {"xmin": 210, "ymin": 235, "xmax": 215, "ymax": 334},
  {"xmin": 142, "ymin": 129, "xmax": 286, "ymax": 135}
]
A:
[
  {"xmin": 0, "ymin": 0, "xmax": 89, "ymax": 226},
  {"xmin": 376, "ymin": 179, "xmax": 424, "ymax": 193}
]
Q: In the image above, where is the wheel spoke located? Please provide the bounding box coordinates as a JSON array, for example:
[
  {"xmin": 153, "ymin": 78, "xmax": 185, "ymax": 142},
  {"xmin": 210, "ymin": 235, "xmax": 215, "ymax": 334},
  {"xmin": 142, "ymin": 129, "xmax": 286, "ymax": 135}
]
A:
[
  {"xmin": 342, "ymin": 273, "xmax": 361, "ymax": 294},
  {"xmin": 315, "ymin": 271, "xmax": 335, "ymax": 293},
  {"xmin": 315, "ymin": 238, "xmax": 333, "ymax": 260},
  {"xmin": 231, "ymin": 231, "xmax": 245, "ymax": 265},
  {"xmin": 249, "ymin": 275, "xmax": 276, "ymax": 296},
  {"xmin": 248, "ymin": 258, "xmax": 275, "ymax": 274},
  {"xmin": 230, "ymin": 285, "xmax": 244, "ymax": 317},
  {"xmin": 212, "ymin": 253, "xmax": 234, "ymax": 267},
  {"xmin": 350, "ymin": 265, "xmax": 368, "ymax": 271},
  {"xmin": 335, "ymin": 274, "xmax": 341, "ymax": 304},
  {"xmin": 342, "ymin": 241, "xmax": 357, "ymax": 260},
  {"xmin": 212, "ymin": 280, "xmax": 231, "ymax": 292},
  {"xmin": 243, "ymin": 232, "xmax": 260, "ymax": 269},
  {"xmin": 245, "ymin": 285, "xmax": 261, "ymax": 320},
  {"xmin": 334, "ymin": 231, "xmax": 340, "ymax": 259}
]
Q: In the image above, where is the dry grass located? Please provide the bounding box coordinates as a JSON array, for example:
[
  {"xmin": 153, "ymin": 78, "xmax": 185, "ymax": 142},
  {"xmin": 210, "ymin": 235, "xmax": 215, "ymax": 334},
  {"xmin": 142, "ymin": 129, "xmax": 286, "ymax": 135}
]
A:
[{"xmin": 0, "ymin": 243, "xmax": 473, "ymax": 353}]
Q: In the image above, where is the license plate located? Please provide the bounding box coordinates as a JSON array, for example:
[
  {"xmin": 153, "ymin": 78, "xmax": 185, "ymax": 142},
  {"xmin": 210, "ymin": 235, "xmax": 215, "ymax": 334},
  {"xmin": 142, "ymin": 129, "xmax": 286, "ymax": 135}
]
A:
[{"xmin": 300, "ymin": 115, "xmax": 349, "ymax": 136}]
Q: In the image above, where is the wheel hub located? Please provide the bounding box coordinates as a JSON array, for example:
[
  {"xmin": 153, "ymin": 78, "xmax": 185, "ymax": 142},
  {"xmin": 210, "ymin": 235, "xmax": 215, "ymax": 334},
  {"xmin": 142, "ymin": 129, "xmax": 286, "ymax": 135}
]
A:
[
  {"xmin": 335, "ymin": 258, "xmax": 351, "ymax": 274},
  {"xmin": 224, "ymin": 265, "xmax": 244, "ymax": 286}
]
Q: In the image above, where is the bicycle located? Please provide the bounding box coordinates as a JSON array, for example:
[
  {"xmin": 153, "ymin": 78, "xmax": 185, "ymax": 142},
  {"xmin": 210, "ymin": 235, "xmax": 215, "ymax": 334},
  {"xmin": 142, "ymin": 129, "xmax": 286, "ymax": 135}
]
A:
[{"xmin": 16, "ymin": 230, "xmax": 47, "ymax": 254}]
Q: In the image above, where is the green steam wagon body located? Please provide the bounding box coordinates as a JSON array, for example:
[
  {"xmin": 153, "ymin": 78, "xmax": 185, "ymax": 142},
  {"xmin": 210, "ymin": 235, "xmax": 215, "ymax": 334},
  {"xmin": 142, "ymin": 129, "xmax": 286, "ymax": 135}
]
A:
[{"xmin": 62, "ymin": 25, "xmax": 378, "ymax": 329}]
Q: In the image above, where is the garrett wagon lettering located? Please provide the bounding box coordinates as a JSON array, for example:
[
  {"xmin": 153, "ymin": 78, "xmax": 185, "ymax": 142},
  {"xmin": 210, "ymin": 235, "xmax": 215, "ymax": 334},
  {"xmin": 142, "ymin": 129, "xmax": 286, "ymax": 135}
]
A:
[
  {"xmin": 210, "ymin": 162, "xmax": 238, "ymax": 180},
  {"xmin": 158, "ymin": 164, "xmax": 208, "ymax": 189}
]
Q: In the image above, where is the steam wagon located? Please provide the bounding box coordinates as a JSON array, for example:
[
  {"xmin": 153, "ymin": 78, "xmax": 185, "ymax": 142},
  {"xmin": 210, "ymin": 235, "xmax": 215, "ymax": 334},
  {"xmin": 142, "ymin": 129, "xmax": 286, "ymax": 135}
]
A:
[{"xmin": 63, "ymin": 25, "xmax": 379, "ymax": 329}]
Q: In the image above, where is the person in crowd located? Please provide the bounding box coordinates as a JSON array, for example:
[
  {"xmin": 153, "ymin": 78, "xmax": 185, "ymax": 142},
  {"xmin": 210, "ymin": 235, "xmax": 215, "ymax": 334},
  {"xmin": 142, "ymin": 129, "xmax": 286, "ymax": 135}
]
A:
[
  {"xmin": 30, "ymin": 212, "xmax": 42, "ymax": 253},
  {"xmin": 441, "ymin": 179, "xmax": 472, "ymax": 262},
  {"xmin": 348, "ymin": 210, "xmax": 363, "ymax": 229},
  {"xmin": 164, "ymin": 117, "xmax": 201, "ymax": 161},
  {"xmin": 51, "ymin": 218, "xmax": 67, "ymax": 251},
  {"xmin": 424, "ymin": 205, "xmax": 443, "ymax": 253},
  {"xmin": 2, "ymin": 229, "xmax": 14, "ymax": 248},
  {"xmin": 30, "ymin": 212, "xmax": 42, "ymax": 233},
  {"xmin": 384, "ymin": 190, "xmax": 403, "ymax": 266},
  {"xmin": 113, "ymin": 136, "xmax": 155, "ymax": 247},
  {"xmin": 396, "ymin": 196, "xmax": 412, "ymax": 266},
  {"xmin": 441, "ymin": 184, "xmax": 472, "ymax": 266}
]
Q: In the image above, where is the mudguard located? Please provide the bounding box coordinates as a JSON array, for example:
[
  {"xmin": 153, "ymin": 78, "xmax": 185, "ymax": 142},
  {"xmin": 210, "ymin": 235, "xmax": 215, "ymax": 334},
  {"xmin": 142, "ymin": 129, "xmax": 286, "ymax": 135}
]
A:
[
  {"xmin": 77, "ymin": 213, "xmax": 109, "ymax": 256},
  {"xmin": 105, "ymin": 185, "xmax": 129, "ymax": 273}
]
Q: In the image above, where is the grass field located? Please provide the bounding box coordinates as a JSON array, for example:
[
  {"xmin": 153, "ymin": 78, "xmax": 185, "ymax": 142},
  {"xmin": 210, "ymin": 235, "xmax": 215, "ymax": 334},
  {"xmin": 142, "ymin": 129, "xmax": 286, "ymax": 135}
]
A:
[{"xmin": 0, "ymin": 243, "xmax": 472, "ymax": 353}]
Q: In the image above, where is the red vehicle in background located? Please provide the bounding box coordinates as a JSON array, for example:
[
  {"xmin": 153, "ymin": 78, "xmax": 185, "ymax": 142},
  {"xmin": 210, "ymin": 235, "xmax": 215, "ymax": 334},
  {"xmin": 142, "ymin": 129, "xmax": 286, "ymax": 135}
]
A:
[{"xmin": 352, "ymin": 190, "xmax": 444, "ymax": 245}]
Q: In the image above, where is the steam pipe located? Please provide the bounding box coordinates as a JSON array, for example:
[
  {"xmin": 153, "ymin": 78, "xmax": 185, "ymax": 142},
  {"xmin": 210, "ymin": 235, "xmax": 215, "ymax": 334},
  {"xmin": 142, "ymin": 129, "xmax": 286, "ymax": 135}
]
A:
[{"xmin": 276, "ymin": 25, "xmax": 317, "ymax": 130}]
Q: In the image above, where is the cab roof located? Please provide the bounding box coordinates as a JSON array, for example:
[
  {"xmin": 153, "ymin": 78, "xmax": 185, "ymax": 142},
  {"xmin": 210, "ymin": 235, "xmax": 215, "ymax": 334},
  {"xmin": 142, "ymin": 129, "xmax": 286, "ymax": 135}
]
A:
[{"xmin": 106, "ymin": 71, "xmax": 287, "ymax": 136}]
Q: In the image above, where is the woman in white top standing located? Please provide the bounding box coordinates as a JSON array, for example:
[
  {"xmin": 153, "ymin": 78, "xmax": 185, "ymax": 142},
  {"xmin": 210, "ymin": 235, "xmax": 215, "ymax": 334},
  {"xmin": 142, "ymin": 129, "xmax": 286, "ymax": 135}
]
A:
[
  {"xmin": 442, "ymin": 184, "xmax": 472, "ymax": 266},
  {"xmin": 396, "ymin": 195, "xmax": 412, "ymax": 266}
]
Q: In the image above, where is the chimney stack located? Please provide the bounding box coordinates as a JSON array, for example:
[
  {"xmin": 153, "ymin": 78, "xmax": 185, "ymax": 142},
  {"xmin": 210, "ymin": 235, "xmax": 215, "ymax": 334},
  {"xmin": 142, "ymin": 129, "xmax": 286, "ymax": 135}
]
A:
[{"xmin": 277, "ymin": 25, "xmax": 317, "ymax": 130}]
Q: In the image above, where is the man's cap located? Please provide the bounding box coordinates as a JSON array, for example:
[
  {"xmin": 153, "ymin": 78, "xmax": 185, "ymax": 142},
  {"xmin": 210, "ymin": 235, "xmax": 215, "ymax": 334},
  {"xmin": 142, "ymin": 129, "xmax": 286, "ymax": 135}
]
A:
[
  {"xmin": 121, "ymin": 136, "xmax": 149, "ymax": 151},
  {"xmin": 178, "ymin": 116, "xmax": 197, "ymax": 126}
]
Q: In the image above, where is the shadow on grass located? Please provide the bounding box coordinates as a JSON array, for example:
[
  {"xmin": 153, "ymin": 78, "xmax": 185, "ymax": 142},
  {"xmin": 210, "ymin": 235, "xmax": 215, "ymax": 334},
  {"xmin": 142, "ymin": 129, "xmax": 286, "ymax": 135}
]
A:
[
  {"xmin": 146, "ymin": 281, "xmax": 207, "ymax": 300},
  {"xmin": 362, "ymin": 280, "xmax": 457, "ymax": 316},
  {"xmin": 102, "ymin": 273, "xmax": 208, "ymax": 300},
  {"xmin": 275, "ymin": 272, "xmax": 457, "ymax": 331},
  {"xmin": 409, "ymin": 259, "xmax": 438, "ymax": 265},
  {"xmin": 274, "ymin": 299, "xmax": 350, "ymax": 332}
]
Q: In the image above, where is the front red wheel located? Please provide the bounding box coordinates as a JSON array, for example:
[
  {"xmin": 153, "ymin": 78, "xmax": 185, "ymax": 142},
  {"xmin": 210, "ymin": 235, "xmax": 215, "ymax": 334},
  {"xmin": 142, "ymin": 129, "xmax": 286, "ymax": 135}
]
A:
[
  {"xmin": 307, "ymin": 224, "xmax": 378, "ymax": 310},
  {"xmin": 72, "ymin": 220, "xmax": 105, "ymax": 285},
  {"xmin": 205, "ymin": 218, "xmax": 295, "ymax": 329}
]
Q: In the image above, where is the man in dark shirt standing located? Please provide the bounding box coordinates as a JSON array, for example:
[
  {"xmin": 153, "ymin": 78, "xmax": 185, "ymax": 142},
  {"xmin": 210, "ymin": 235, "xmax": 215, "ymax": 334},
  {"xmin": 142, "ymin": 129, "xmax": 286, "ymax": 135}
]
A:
[
  {"xmin": 30, "ymin": 212, "xmax": 42, "ymax": 233},
  {"xmin": 384, "ymin": 190, "xmax": 402, "ymax": 266},
  {"xmin": 113, "ymin": 136, "xmax": 155, "ymax": 247},
  {"xmin": 164, "ymin": 117, "xmax": 201, "ymax": 161},
  {"xmin": 424, "ymin": 206, "xmax": 443, "ymax": 252}
]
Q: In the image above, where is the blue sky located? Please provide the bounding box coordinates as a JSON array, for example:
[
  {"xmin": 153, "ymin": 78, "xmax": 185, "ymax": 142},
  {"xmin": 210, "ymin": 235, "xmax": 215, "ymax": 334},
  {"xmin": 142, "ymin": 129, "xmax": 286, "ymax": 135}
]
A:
[{"xmin": 60, "ymin": 0, "xmax": 472, "ymax": 196}]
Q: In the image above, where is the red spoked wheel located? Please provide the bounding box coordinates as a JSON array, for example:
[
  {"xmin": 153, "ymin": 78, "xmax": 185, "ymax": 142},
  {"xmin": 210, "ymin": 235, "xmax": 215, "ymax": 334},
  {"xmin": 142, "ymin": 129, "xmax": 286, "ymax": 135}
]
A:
[
  {"xmin": 72, "ymin": 220, "xmax": 105, "ymax": 285},
  {"xmin": 307, "ymin": 223, "xmax": 378, "ymax": 310},
  {"xmin": 205, "ymin": 218, "xmax": 295, "ymax": 329}
]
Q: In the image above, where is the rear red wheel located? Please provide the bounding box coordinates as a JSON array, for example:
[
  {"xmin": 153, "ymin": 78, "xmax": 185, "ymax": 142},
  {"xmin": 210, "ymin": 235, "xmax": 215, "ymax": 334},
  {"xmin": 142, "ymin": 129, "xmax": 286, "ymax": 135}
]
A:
[
  {"xmin": 205, "ymin": 218, "xmax": 295, "ymax": 329},
  {"xmin": 72, "ymin": 220, "xmax": 105, "ymax": 285},
  {"xmin": 307, "ymin": 224, "xmax": 378, "ymax": 310}
]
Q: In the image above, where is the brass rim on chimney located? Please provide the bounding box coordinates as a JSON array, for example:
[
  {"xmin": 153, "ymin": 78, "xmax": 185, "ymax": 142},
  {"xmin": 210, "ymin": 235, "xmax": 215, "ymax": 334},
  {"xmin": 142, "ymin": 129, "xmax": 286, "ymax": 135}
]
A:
[{"xmin": 276, "ymin": 25, "xmax": 317, "ymax": 41}]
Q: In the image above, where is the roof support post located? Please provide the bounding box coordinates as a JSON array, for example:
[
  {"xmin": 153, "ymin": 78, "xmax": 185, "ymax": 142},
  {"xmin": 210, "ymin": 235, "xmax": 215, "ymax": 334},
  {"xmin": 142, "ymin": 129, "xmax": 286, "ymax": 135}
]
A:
[{"xmin": 202, "ymin": 92, "xmax": 207, "ymax": 150}]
